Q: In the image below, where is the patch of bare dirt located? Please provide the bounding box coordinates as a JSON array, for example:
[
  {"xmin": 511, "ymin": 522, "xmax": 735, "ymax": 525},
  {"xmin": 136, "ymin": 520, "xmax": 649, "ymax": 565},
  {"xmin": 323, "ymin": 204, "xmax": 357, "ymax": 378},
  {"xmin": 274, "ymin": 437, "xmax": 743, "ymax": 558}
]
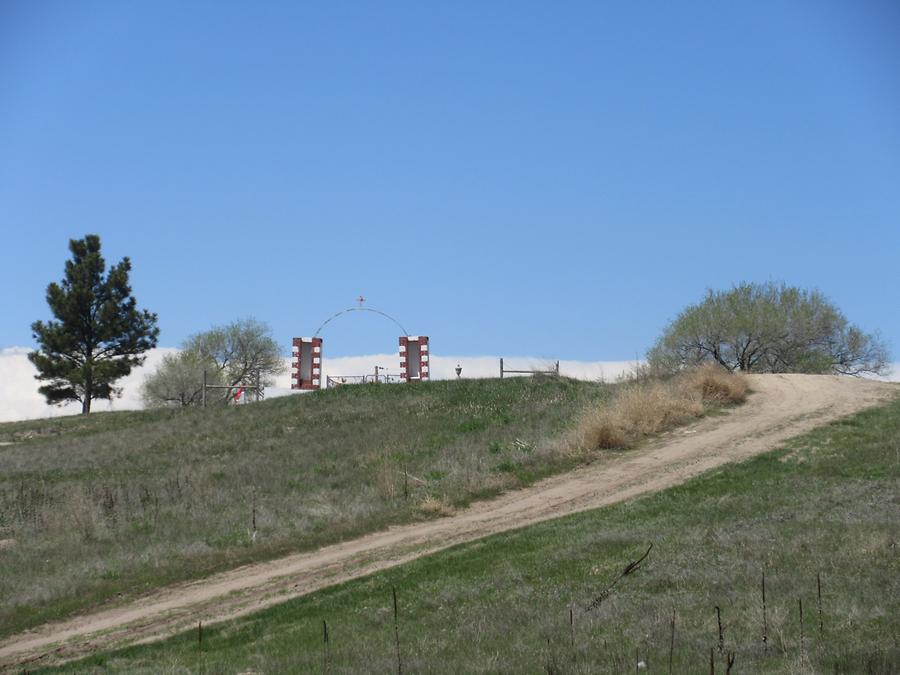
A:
[{"xmin": 0, "ymin": 374, "xmax": 895, "ymax": 671}]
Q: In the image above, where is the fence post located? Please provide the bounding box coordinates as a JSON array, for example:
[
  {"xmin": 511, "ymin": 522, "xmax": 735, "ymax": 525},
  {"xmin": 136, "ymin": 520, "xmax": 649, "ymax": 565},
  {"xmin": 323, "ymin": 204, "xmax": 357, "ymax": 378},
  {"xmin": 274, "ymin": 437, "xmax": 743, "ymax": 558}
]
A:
[
  {"xmin": 202, "ymin": 370, "xmax": 207, "ymax": 408},
  {"xmin": 500, "ymin": 358, "xmax": 504, "ymax": 379}
]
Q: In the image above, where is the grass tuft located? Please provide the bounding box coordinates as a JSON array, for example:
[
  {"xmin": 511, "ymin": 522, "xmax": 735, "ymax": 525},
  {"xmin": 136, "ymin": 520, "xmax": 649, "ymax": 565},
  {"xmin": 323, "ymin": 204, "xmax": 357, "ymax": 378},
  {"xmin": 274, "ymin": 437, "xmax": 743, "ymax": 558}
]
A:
[
  {"xmin": 681, "ymin": 362, "xmax": 749, "ymax": 404},
  {"xmin": 418, "ymin": 496, "xmax": 455, "ymax": 517},
  {"xmin": 577, "ymin": 365, "xmax": 748, "ymax": 450}
]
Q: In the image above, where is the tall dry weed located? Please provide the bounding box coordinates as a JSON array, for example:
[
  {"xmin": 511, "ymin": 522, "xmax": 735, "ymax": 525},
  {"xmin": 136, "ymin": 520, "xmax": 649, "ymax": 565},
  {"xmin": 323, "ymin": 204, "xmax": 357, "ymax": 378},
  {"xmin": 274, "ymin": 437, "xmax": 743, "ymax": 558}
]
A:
[
  {"xmin": 577, "ymin": 365, "xmax": 747, "ymax": 450},
  {"xmin": 681, "ymin": 363, "xmax": 749, "ymax": 404},
  {"xmin": 418, "ymin": 495, "xmax": 454, "ymax": 517},
  {"xmin": 373, "ymin": 453, "xmax": 400, "ymax": 501}
]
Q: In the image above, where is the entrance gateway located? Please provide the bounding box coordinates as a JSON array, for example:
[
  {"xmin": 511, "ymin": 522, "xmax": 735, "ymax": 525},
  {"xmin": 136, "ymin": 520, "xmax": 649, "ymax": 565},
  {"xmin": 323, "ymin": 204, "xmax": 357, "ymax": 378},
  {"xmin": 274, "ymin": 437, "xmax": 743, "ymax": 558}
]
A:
[{"xmin": 291, "ymin": 302, "xmax": 429, "ymax": 391}]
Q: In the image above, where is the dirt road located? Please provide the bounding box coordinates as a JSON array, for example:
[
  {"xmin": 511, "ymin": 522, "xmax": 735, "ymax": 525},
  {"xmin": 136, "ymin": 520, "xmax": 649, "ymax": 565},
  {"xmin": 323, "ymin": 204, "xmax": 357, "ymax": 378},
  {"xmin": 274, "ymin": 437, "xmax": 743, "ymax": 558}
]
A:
[{"xmin": 1, "ymin": 374, "xmax": 894, "ymax": 670}]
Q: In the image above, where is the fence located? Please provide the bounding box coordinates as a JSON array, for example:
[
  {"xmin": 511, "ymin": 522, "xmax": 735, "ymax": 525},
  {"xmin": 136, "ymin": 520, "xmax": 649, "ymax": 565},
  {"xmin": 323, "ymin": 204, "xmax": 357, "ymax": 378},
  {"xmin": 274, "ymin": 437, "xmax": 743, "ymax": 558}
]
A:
[
  {"xmin": 201, "ymin": 370, "xmax": 264, "ymax": 406},
  {"xmin": 499, "ymin": 358, "xmax": 560, "ymax": 379},
  {"xmin": 326, "ymin": 372, "xmax": 404, "ymax": 387}
]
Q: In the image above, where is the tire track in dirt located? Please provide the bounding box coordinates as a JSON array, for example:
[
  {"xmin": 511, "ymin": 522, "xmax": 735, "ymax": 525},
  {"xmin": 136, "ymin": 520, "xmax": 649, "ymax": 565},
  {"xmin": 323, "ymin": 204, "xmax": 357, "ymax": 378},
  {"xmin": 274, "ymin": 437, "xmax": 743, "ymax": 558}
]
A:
[{"xmin": 1, "ymin": 374, "xmax": 895, "ymax": 671}]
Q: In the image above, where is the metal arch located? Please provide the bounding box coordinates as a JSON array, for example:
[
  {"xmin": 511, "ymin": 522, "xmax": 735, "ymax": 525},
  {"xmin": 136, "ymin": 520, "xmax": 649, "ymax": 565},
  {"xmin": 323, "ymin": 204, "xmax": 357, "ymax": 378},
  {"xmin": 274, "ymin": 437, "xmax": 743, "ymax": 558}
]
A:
[{"xmin": 313, "ymin": 307, "xmax": 409, "ymax": 338}]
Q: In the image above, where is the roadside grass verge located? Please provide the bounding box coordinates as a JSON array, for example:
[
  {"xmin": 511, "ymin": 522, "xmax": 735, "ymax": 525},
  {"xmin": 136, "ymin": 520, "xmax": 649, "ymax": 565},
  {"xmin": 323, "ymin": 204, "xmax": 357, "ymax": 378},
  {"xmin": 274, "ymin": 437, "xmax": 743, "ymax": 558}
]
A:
[
  {"xmin": 45, "ymin": 394, "xmax": 900, "ymax": 674},
  {"xmin": 0, "ymin": 376, "xmax": 610, "ymax": 638}
]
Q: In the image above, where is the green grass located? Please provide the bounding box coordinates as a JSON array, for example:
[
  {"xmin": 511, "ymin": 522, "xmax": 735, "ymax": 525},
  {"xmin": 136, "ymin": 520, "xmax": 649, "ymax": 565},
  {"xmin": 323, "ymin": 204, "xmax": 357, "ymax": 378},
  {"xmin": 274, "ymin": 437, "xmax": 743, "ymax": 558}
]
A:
[
  {"xmin": 0, "ymin": 407, "xmax": 176, "ymax": 445},
  {"xmin": 45, "ymin": 395, "xmax": 900, "ymax": 674},
  {"xmin": 0, "ymin": 376, "xmax": 611, "ymax": 639}
]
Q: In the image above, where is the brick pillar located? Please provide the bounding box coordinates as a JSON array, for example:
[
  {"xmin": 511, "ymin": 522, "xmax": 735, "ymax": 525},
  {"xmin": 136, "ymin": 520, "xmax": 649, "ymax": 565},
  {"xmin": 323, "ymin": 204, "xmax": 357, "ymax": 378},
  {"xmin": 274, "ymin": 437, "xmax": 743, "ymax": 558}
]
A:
[
  {"xmin": 399, "ymin": 336, "xmax": 429, "ymax": 382},
  {"xmin": 291, "ymin": 337, "xmax": 323, "ymax": 390}
]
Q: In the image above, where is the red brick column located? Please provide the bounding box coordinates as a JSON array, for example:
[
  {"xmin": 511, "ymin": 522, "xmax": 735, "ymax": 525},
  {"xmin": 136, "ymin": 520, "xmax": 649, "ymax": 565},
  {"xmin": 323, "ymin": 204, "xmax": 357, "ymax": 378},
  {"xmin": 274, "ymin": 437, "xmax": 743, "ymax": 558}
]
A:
[
  {"xmin": 291, "ymin": 337, "xmax": 323, "ymax": 390},
  {"xmin": 399, "ymin": 336, "xmax": 429, "ymax": 382}
]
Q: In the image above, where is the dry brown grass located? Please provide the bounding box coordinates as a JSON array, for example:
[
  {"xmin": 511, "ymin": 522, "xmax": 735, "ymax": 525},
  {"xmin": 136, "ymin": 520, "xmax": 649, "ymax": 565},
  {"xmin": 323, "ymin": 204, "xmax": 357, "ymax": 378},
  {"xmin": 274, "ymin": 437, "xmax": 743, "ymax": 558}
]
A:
[
  {"xmin": 577, "ymin": 364, "xmax": 748, "ymax": 450},
  {"xmin": 681, "ymin": 362, "xmax": 749, "ymax": 404},
  {"xmin": 418, "ymin": 496, "xmax": 455, "ymax": 517}
]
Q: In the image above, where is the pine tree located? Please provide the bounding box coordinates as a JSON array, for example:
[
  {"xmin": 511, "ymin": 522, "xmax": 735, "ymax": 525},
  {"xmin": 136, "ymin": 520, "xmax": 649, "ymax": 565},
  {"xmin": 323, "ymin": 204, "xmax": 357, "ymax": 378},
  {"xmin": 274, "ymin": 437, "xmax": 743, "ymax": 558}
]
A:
[{"xmin": 29, "ymin": 235, "xmax": 160, "ymax": 414}]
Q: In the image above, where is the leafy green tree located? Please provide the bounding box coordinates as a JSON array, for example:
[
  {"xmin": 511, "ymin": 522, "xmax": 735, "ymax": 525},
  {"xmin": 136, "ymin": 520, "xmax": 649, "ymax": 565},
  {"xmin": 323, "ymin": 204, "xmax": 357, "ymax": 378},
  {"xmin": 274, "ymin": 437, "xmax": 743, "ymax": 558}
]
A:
[
  {"xmin": 184, "ymin": 318, "xmax": 284, "ymax": 402},
  {"xmin": 140, "ymin": 350, "xmax": 218, "ymax": 407},
  {"xmin": 29, "ymin": 235, "xmax": 159, "ymax": 414},
  {"xmin": 648, "ymin": 282, "xmax": 889, "ymax": 376},
  {"xmin": 141, "ymin": 318, "xmax": 283, "ymax": 407}
]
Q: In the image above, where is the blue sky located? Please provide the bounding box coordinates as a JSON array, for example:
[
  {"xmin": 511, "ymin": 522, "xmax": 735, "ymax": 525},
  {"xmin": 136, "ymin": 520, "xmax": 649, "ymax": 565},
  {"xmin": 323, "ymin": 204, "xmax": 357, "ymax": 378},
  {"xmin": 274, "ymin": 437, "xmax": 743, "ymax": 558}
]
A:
[{"xmin": 2, "ymin": 1, "xmax": 898, "ymax": 360}]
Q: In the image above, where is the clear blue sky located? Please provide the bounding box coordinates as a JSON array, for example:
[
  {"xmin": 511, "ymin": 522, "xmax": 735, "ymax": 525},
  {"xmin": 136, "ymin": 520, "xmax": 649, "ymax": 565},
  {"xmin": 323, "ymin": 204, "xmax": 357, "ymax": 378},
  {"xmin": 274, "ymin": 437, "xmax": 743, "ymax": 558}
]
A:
[{"xmin": 2, "ymin": 1, "xmax": 898, "ymax": 360}]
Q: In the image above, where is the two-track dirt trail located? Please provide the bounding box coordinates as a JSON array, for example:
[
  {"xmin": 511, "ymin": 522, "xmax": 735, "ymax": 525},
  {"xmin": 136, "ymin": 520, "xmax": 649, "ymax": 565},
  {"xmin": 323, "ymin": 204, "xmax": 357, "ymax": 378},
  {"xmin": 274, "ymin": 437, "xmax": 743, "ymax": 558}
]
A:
[{"xmin": 1, "ymin": 374, "xmax": 894, "ymax": 670}]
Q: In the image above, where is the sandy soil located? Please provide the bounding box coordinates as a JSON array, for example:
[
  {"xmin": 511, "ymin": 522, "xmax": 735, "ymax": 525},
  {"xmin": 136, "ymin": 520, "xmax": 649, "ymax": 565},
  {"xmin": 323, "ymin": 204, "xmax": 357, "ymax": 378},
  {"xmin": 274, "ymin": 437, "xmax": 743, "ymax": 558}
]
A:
[{"xmin": 1, "ymin": 374, "xmax": 895, "ymax": 670}]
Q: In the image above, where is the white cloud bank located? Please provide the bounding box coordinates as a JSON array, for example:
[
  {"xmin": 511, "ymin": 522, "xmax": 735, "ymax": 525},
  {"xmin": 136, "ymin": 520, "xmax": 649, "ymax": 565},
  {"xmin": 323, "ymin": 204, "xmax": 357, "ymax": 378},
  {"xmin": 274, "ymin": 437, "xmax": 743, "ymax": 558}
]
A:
[
  {"xmin": 0, "ymin": 348, "xmax": 639, "ymax": 423},
  {"xmin": 1, "ymin": 347, "xmax": 897, "ymax": 424},
  {"xmin": 0, "ymin": 347, "xmax": 179, "ymax": 423},
  {"xmin": 265, "ymin": 354, "xmax": 640, "ymax": 399}
]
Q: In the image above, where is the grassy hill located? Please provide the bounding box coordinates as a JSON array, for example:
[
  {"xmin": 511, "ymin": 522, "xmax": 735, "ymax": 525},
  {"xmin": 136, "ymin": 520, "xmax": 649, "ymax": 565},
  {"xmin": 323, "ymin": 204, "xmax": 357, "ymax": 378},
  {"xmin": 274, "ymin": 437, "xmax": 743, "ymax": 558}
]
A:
[
  {"xmin": 0, "ymin": 377, "xmax": 611, "ymax": 637},
  {"xmin": 45, "ymin": 395, "xmax": 900, "ymax": 674}
]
